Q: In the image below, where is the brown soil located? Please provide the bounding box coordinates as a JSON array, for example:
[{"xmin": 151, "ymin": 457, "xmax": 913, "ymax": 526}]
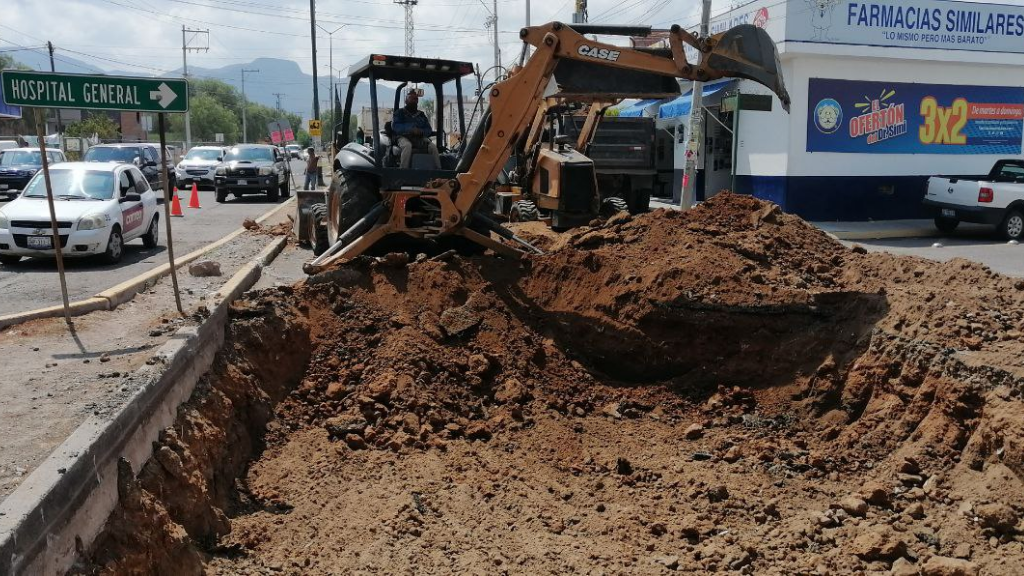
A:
[{"xmin": 77, "ymin": 194, "xmax": 1024, "ymax": 575}]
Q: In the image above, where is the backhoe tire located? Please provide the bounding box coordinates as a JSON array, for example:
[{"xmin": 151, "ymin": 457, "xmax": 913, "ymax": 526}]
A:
[
  {"xmin": 328, "ymin": 170, "xmax": 381, "ymax": 246},
  {"xmin": 600, "ymin": 196, "xmax": 629, "ymax": 218},
  {"xmin": 310, "ymin": 203, "xmax": 330, "ymax": 256},
  {"xmin": 510, "ymin": 200, "xmax": 540, "ymax": 222}
]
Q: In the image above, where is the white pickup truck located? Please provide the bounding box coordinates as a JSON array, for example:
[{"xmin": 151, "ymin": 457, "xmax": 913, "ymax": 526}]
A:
[{"xmin": 924, "ymin": 159, "xmax": 1024, "ymax": 240}]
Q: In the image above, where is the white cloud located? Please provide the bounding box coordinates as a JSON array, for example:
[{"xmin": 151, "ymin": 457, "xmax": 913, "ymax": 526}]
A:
[{"xmin": 1, "ymin": 0, "xmax": 702, "ymax": 79}]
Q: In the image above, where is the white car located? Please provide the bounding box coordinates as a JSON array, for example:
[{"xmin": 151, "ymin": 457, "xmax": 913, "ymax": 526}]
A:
[
  {"xmin": 176, "ymin": 145, "xmax": 225, "ymax": 190},
  {"xmin": 925, "ymin": 159, "xmax": 1024, "ymax": 240},
  {"xmin": 0, "ymin": 162, "xmax": 160, "ymax": 265}
]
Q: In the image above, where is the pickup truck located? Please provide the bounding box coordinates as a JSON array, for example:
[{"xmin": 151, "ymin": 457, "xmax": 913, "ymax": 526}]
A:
[{"xmin": 924, "ymin": 159, "xmax": 1024, "ymax": 240}]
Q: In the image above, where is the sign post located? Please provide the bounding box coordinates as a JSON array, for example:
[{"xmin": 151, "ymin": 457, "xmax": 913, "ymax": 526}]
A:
[
  {"xmin": 33, "ymin": 108, "xmax": 72, "ymax": 326},
  {"xmin": 1, "ymin": 70, "xmax": 190, "ymax": 324}
]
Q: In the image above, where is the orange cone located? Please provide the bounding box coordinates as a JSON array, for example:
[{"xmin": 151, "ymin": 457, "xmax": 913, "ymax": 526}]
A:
[
  {"xmin": 187, "ymin": 183, "xmax": 201, "ymax": 209},
  {"xmin": 170, "ymin": 189, "xmax": 184, "ymax": 217}
]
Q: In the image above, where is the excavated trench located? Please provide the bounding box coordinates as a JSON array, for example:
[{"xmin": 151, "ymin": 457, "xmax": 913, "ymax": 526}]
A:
[{"xmin": 75, "ymin": 196, "xmax": 1024, "ymax": 575}]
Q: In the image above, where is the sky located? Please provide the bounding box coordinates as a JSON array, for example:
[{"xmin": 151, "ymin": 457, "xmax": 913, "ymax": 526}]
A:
[{"xmin": 0, "ymin": 0, "xmax": 703, "ymax": 82}]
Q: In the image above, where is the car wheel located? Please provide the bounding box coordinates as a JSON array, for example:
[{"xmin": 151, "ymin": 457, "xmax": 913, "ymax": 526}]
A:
[
  {"xmin": 267, "ymin": 184, "xmax": 280, "ymax": 202},
  {"xmin": 216, "ymin": 188, "xmax": 227, "ymax": 203},
  {"xmin": 142, "ymin": 214, "xmax": 160, "ymax": 248},
  {"xmin": 101, "ymin": 227, "xmax": 124, "ymax": 264},
  {"xmin": 280, "ymin": 177, "xmax": 290, "ymax": 199},
  {"xmin": 1001, "ymin": 209, "xmax": 1024, "ymax": 241},
  {"xmin": 934, "ymin": 216, "xmax": 959, "ymax": 234},
  {"xmin": 0, "ymin": 254, "xmax": 21, "ymax": 265}
]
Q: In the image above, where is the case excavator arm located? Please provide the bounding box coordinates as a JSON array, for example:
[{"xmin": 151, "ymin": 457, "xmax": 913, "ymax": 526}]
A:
[{"xmin": 304, "ymin": 21, "xmax": 789, "ymax": 273}]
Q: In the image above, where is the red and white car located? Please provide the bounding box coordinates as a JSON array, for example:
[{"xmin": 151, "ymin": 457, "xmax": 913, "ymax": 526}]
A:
[{"xmin": 0, "ymin": 162, "xmax": 160, "ymax": 265}]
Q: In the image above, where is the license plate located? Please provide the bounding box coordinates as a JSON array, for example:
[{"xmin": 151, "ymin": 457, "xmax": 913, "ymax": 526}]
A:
[
  {"xmin": 941, "ymin": 208, "xmax": 956, "ymax": 218},
  {"xmin": 237, "ymin": 179, "xmax": 248, "ymax": 186},
  {"xmin": 27, "ymin": 236, "xmax": 52, "ymax": 249}
]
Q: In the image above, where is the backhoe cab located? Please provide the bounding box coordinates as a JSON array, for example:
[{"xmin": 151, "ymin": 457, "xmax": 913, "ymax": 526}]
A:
[{"xmin": 302, "ymin": 21, "xmax": 789, "ymax": 274}]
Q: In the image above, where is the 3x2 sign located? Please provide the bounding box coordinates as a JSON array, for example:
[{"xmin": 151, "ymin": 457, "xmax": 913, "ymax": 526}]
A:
[{"xmin": 0, "ymin": 70, "xmax": 189, "ymax": 113}]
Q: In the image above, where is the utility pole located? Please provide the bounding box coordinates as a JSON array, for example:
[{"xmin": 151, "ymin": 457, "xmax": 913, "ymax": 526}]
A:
[
  {"xmin": 309, "ymin": 0, "xmax": 320, "ymax": 125},
  {"xmin": 46, "ymin": 42, "xmax": 63, "ymax": 135},
  {"xmin": 273, "ymin": 92, "xmax": 285, "ymax": 112},
  {"xmin": 484, "ymin": 0, "xmax": 499, "ymax": 79},
  {"xmin": 682, "ymin": 0, "xmax": 711, "ymax": 209},
  {"xmin": 572, "ymin": 0, "xmax": 587, "ymax": 23},
  {"xmin": 525, "ymin": 0, "xmax": 531, "ymax": 56},
  {"xmin": 394, "ymin": 0, "xmax": 418, "ymax": 56},
  {"xmin": 240, "ymin": 68, "xmax": 259, "ymax": 143},
  {"xmin": 181, "ymin": 26, "xmax": 209, "ymax": 150}
]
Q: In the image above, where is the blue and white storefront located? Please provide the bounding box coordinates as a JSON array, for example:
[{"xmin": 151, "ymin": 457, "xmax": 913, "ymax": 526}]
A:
[{"xmin": 646, "ymin": 0, "xmax": 1024, "ymax": 221}]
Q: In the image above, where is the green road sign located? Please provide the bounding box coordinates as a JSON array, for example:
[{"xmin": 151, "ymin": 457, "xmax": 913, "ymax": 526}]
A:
[{"xmin": 1, "ymin": 70, "xmax": 188, "ymax": 113}]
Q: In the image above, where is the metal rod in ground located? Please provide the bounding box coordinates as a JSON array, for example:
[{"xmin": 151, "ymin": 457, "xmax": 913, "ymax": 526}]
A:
[
  {"xmin": 158, "ymin": 113, "xmax": 184, "ymax": 316},
  {"xmin": 34, "ymin": 108, "xmax": 72, "ymax": 326}
]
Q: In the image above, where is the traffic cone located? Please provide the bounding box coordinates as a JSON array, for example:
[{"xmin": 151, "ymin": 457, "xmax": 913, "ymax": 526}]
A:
[
  {"xmin": 187, "ymin": 183, "xmax": 201, "ymax": 209},
  {"xmin": 170, "ymin": 189, "xmax": 184, "ymax": 217}
]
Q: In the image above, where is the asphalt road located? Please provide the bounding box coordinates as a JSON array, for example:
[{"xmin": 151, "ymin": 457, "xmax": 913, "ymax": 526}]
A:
[
  {"xmin": 847, "ymin": 227, "xmax": 1024, "ymax": 278},
  {"xmin": 0, "ymin": 174, "xmax": 302, "ymax": 317}
]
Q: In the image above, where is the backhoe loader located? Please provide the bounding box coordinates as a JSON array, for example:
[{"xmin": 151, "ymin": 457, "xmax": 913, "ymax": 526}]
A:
[{"xmin": 301, "ymin": 21, "xmax": 790, "ymax": 273}]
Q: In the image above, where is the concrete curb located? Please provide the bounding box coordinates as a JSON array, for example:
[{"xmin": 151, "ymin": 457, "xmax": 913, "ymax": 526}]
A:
[
  {"xmin": 0, "ymin": 234, "xmax": 289, "ymax": 576},
  {"xmin": 822, "ymin": 228, "xmax": 938, "ymax": 241},
  {"xmin": 0, "ymin": 197, "xmax": 296, "ymax": 331}
]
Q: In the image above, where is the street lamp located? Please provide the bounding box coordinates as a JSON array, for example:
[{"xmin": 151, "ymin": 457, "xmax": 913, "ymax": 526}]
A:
[{"xmin": 315, "ymin": 23, "xmax": 347, "ymax": 147}]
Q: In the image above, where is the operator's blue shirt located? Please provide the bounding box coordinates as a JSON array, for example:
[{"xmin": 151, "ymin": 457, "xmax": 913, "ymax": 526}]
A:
[{"xmin": 393, "ymin": 106, "xmax": 431, "ymax": 138}]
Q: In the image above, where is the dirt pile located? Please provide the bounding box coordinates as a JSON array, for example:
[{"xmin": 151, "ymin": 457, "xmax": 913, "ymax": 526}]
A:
[{"xmin": 78, "ymin": 194, "xmax": 1024, "ymax": 575}]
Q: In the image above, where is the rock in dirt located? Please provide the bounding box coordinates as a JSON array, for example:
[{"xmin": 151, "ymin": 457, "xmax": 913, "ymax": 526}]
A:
[
  {"xmin": 840, "ymin": 496, "xmax": 869, "ymax": 517},
  {"xmin": 494, "ymin": 378, "xmax": 528, "ymax": 404},
  {"xmin": 921, "ymin": 556, "xmax": 979, "ymax": 576},
  {"xmin": 684, "ymin": 423, "xmax": 704, "ymax": 440},
  {"xmin": 652, "ymin": 555, "xmax": 679, "ymax": 570},
  {"xmin": 439, "ymin": 306, "xmax": 482, "ymax": 336},
  {"xmin": 188, "ymin": 260, "xmax": 222, "ymax": 277},
  {"xmin": 862, "ymin": 481, "xmax": 892, "ymax": 508},
  {"xmin": 975, "ymin": 502, "xmax": 1017, "ymax": 533},
  {"xmin": 890, "ymin": 558, "xmax": 918, "ymax": 576},
  {"xmin": 242, "ymin": 217, "xmax": 259, "ymax": 230},
  {"xmin": 324, "ymin": 415, "xmax": 368, "ymax": 438},
  {"xmin": 850, "ymin": 525, "xmax": 906, "ymax": 560}
]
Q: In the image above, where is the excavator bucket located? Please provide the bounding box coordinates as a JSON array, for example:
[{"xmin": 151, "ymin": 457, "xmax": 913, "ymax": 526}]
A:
[{"xmin": 704, "ymin": 24, "xmax": 790, "ymax": 111}]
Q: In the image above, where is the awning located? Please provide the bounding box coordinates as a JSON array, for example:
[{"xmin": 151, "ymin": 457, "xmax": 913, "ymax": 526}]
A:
[
  {"xmin": 615, "ymin": 99, "xmax": 661, "ymax": 118},
  {"xmin": 658, "ymin": 79, "xmax": 735, "ymax": 119}
]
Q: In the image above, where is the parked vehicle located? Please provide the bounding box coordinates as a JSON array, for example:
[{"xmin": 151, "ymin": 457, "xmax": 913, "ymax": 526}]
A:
[
  {"xmin": 0, "ymin": 140, "xmax": 20, "ymax": 153},
  {"xmin": 214, "ymin": 144, "xmax": 291, "ymax": 202},
  {"xmin": 285, "ymin": 144, "xmax": 302, "ymax": 159},
  {"xmin": 0, "ymin": 162, "xmax": 160, "ymax": 265},
  {"xmin": 563, "ymin": 114, "xmax": 656, "ymax": 215},
  {"xmin": 0, "ymin": 148, "xmax": 67, "ymax": 200},
  {"xmin": 924, "ymin": 159, "xmax": 1024, "ymax": 240},
  {"xmin": 175, "ymin": 146, "xmax": 225, "ymax": 190},
  {"xmin": 83, "ymin": 143, "xmax": 176, "ymax": 192}
]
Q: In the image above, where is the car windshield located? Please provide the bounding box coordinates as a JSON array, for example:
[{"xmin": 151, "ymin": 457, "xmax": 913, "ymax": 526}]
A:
[
  {"xmin": 0, "ymin": 151, "xmax": 43, "ymax": 166},
  {"xmin": 184, "ymin": 148, "xmax": 222, "ymax": 161},
  {"xmin": 84, "ymin": 147, "xmax": 140, "ymax": 163},
  {"xmin": 21, "ymin": 169, "xmax": 115, "ymax": 200},
  {"xmin": 224, "ymin": 147, "xmax": 273, "ymax": 161}
]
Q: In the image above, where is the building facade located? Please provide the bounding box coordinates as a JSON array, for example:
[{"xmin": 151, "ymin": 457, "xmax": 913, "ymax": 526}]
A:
[{"xmin": 653, "ymin": 0, "xmax": 1024, "ymax": 221}]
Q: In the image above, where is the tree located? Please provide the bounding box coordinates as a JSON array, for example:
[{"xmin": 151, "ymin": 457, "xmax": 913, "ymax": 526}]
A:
[
  {"xmin": 64, "ymin": 113, "xmax": 120, "ymax": 139},
  {"xmin": 185, "ymin": 95, "xmax": 239, "ymax": 143}
]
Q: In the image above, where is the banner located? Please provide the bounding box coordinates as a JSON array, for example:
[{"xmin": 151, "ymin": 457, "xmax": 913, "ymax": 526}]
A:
[
  {"xmin": 267, "ymin": 121, "xmax": 282, "ymax": 144},
  {"xmin": 787, "ymin": 0, "xmax": 1024, "ymax": 54},
  {"xmin": 807, "ymin": 78, "xmax": 1024, "ymax": 155},
  {"xmin": 278, "ymin": 119, "xmax": 295, "ymax": 142}
]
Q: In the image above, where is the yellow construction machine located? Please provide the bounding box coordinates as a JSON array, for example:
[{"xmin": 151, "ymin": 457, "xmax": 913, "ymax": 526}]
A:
[{"xmin": 300, "ymin": 21, "xmax": 790, "ymax": 273}]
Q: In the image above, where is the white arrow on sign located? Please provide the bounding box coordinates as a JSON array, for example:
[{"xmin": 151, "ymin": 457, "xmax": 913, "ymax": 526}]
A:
[{"xmin": 148, "ymin": 82, "xmax": 178, "ymax": 109}]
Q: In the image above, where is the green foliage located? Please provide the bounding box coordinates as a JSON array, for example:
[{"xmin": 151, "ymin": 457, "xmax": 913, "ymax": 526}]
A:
[
  {"xmin": 163, "ymin": 77, "xmax": 303, "ymax": 145},
  {"xmin": 64, "ymin": 113, "xmax": 120, "ymax": 139}
]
